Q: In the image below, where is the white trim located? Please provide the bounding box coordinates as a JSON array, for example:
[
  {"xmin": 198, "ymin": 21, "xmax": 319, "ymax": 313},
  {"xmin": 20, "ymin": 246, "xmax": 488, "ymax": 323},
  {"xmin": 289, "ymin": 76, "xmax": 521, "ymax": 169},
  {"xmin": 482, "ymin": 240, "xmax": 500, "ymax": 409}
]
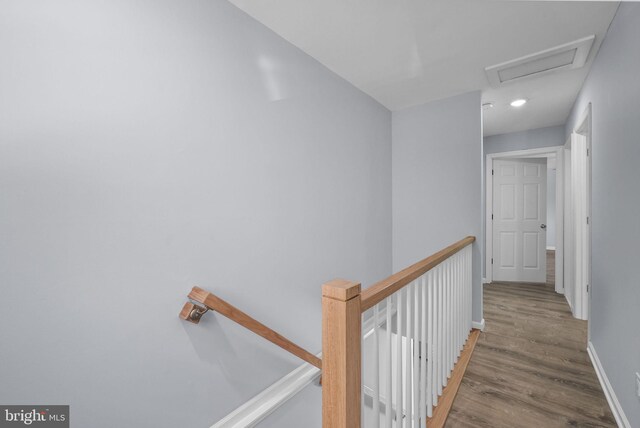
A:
[
  {"xmin": 564, "ymin": 103, "xmax": 592, "ymax": 322},
  {"xmin": 486, "ymin": 146, "xmax": 564, "ymax": 294},
  {"xmin": 485, "ymin": 156, "xmax": 493, "ymax": 283},
  {"xmin": 574, "ymin": 103, "xmax": 591, "ymax": 136},
  {"xmin": 556, "ymin": 147, "xmax": 565, "ymax": 295},
  {"xmin": 587, "ymin": 342, "xmax": 631, "ymax": 428},
  {"xmin": 565, "ymin": 293, "xmax": 573, "ymax": 310},
  {"xmin": 482, "ymin": 277, "xmax": 490, "ymax": 284},
  {"xmin": 486, "ymin": 146, "xmax": 563, "ymax": 159},
  {"xmin": 472, "ymin": 319, "xmax": 485, "ymax": 331},
  {"xmin": 577, "ymin": 104, "xmax": 592, "ymax": 324},
  {"xmin": 563, "ymin": 140, "xmax": 571, "ymax": 303},
  {"xmin": 546, "ymin": 246, "xmax": 556, "ymax": 251},
  {"xmin": 211, "ymin": 355, "xmax": 321, "ymax": 428}
]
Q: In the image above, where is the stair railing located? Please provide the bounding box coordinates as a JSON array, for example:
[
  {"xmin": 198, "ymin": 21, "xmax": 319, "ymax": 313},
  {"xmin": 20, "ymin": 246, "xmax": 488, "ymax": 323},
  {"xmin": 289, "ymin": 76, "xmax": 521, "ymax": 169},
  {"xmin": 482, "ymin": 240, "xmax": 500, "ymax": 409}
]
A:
[
  {"xmin": 321, "ymin": 236, "xmax": 476, "ymax": 428},
  {"xmin": 178, "ymin": 236, "xmax": 476, "ymax": 427}
]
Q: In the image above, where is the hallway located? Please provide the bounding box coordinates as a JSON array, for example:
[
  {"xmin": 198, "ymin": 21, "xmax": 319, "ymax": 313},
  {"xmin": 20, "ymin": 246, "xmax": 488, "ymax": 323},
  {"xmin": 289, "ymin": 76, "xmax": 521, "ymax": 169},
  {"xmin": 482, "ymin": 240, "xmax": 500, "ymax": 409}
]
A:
[{"xmin": 447, "ymin": 253, "xmax": 616, "ymax": 427}]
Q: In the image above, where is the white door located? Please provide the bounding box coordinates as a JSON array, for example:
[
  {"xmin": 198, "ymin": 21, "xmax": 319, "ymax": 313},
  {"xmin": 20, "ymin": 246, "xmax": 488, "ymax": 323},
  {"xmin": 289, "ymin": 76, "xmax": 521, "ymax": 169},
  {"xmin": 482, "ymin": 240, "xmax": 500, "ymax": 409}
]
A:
[{"xmin": 493, "ymin": 159, "xmax": 547, "ymax": 283}]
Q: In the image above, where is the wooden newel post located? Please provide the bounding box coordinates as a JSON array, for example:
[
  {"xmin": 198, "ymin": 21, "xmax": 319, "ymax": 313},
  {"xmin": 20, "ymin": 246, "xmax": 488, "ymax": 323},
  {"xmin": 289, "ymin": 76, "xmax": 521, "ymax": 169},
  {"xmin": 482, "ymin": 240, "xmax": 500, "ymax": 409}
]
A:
[{"xmin": 322, "ymin": 279, "xmax": 362, "ymax": 428}]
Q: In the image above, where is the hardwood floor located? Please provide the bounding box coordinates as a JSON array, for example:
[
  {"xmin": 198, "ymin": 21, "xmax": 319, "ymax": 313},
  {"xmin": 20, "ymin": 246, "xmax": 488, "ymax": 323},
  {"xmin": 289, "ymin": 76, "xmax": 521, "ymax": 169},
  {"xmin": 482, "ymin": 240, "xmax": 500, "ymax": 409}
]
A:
[
  {"xmin": 446, "ymin": 251, "xmax": 616, "ymax": 427},
  {"xmin": 428, "ymin": 329, "xmax": 480, "ymax": 428}
]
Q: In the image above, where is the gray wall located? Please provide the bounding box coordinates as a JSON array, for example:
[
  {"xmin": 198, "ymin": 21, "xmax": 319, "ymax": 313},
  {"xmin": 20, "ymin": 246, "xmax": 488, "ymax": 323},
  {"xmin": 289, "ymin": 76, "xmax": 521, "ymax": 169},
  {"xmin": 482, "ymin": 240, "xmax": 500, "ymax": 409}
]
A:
[
  {"xmin": 0, "ymin": 1, "xmax": 391, "ymax": 427},
  {"xmin": 565, "ymin": 3, "xmax": 640, "ymax": 425},
  {"xmin": 484, "ymin": 125, "xmax": 565, "ymax": 155},
  {"xmin": 392, "ymin": 91, "xmax": 483, "ymax": 323}
]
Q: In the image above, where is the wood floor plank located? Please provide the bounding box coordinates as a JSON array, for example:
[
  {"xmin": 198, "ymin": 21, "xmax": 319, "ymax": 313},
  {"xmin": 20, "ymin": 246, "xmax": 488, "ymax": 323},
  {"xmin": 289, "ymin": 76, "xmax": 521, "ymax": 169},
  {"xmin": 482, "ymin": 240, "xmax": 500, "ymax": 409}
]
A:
[
  {"xmin": 446, "ymin": 251, "xmax": 616, "ymax": 428},
  {"xmin": 427, "ymin": 329, "xmax": 481, "ymax": 428}
]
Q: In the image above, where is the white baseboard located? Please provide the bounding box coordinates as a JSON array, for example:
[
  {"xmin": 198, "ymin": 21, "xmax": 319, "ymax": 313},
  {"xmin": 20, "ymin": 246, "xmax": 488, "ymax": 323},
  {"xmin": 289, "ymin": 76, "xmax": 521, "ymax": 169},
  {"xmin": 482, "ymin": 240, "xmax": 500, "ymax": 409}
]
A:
[
  {"xmin": 587, "ymin": 342, "xmax": 631, "ymax": 428},
  {"xmin": 472, "ymin": 319, "xmax": 485, "ymax": 331},
  {"xmin": 211, "ymin": 353, "xmax": 321, "ymax": 428},
  {"xmin": 482, "ymin": 277, "xmax": 490, "ymax": 284},
  {"xmin": 546, "ymin": 246, "xmax": 556, "ymax": 251},
  {"xmin": 565, "ymin": 294, "xmax": 573, "ymax": 312}
]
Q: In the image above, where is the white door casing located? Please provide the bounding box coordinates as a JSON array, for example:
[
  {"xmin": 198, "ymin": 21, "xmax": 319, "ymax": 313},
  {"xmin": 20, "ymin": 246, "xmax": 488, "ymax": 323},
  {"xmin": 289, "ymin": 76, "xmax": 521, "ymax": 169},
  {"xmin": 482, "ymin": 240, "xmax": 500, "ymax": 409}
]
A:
[
  {"xmin": 484, "ymin": 147, "xmax": 564, "ymax": 291},
  {"xmin": 564, "ymin": 146, "xmax": 574, "ymax": 309},
  {"xmin": 492, "ymin": 159, "xmax": 547, "ymax": 283},
  {"xmin": 570, "ymin": 132, "xmax": 589, "ymax": 320}
]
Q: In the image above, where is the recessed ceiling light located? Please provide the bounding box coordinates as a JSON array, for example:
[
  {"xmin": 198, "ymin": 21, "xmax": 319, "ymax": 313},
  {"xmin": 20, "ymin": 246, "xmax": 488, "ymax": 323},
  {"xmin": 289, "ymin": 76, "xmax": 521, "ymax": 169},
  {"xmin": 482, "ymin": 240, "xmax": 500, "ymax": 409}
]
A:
[
  {"xmin": 482, "ymin": 102, "xmax": 494, "ymax": 110},
  {"xmin": 510, "ymin": 99, "xmax": 528, "ymax": 107}
]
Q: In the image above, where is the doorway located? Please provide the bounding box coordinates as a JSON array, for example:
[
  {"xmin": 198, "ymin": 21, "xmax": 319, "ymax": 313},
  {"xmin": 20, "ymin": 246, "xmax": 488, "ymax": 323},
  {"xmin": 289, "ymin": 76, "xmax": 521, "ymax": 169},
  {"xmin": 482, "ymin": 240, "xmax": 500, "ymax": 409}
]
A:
[
  {"xmin": 485, "ymin": 107, "xmax": 592, "ymax": 322},
  {"xmin": 486, "ymin": 146, "xmax": 565, "ymax": 293}
]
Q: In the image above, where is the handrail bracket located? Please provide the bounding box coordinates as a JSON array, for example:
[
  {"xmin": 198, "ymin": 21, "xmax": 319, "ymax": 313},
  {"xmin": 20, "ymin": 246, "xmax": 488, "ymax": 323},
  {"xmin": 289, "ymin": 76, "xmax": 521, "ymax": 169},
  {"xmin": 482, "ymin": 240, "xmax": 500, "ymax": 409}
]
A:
[{"xmin": 179, "ymin": 301, "xmax": 209, "ymax": 324}]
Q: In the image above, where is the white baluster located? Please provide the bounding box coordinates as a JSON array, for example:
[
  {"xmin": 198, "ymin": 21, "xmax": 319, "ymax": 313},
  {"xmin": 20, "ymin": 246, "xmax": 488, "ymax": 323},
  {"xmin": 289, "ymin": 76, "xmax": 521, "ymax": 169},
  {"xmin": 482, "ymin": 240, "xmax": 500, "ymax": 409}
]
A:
[
  {"xmin": 463, "ymin": 253, "xmax": 467, "ymax": 342},
  {"xmin": 437, "ymin": 264, "xmax": 444, "ymax": 395},
  {"xmin": 458, "ymin": 253, "xmax": 462, "ymax": 355},
  {"xmin": 413, "ymin": 280, "xmax": 420, "ymax": 428},
  {"xmin": 386, "ymin": 297, "xmax": 393, "ymax": 428},
  {"xmin": 420, "ymin": 275, "xmax": 428, "ymax": 422},
  {"xmin": 466, "ymin": 246, "xmax": 470, "ymax": 333},
  {"xmin": 450, "ymin": 258, "xmax": 455, "ymax": 372},
  {"xmin": 373, "ymin": 304, "xmax": 380, "ymax": 428},
  {"xmin": 462, "ymin": 252, "xmax": 466, "ymax": 345},
  {"xmin": 457, "ymin": 252, "xmax": 462, "ymax": 357},
  {"xmin": 362, "ymin": 312, "xmax": 365, "ymax": 427},
  {"xmin": 453, "ymin": 258, "xmax": 457, "ymax": 369},
  {"xmin": 463, "ymin": 249, "xmax": 468, "ymax": 336},
  {"xmin": 452, "ymin": 256, "xmax": 456, "ymax": 364},
  {"xmin": 454, "ymin": 254, "xmax": 458, "ymax": 361},
  {"xmin": 452, "ymin": 257, "xmax": 456, "ymax": 369},
  {"xmin": 405, "ymin": 282, "xmax": 413, "ymax": 425},
  {"xmin": 465, "ymin": 245, "xmax": 473, "ymax": 336},
  {"xmin": 443, "ymin": 260, "xmax": 449, "ymax": 381},
  {"xmin": 462, "ymin": 251, "xmax": 466, "ymax": 342},
  {"xmin": 445, "ymin": 259, "xmax": 451, "ymax": 380},
  {"xmin": 440, "ymin": 263, "xmax": 444, "ymax": 382},
  {"xmin": 427, "ymin": 270, "xmax": 434, "ymax": 416},
  {"xmin": 395, "ymin": 289, "xmax": 403, "ymax": 428},
  {"xmin": 465, "ymin": 250, "xmax": 469, "ymax": 338},
  {"xmin": 461, "ymin": 253, "xmax": 464, "ymax": 349},
  {"xmin": 454, "ymin": 254, "xmax": 458, "ymax": 360},
  {"xmin": 469, "ymin": 246, "xmax": 472, "ymax": 332}
]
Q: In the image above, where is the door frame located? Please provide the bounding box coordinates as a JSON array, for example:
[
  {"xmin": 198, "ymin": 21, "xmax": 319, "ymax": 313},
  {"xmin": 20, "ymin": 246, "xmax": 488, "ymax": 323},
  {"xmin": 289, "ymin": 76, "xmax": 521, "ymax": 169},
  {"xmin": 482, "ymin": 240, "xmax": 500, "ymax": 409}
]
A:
[
  {"xmin": 567, "ymin": 103, "xmax": 592, "ymax": 321},
  {"xmin": 485, "ymin": 146, "xmax": 565, "ymax": 293}
]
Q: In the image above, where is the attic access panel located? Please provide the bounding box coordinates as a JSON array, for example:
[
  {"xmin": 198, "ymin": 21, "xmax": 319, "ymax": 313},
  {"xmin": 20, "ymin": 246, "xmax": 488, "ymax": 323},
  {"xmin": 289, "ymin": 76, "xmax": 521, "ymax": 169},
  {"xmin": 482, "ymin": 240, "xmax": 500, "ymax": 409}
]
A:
[{"xmin": 485, "ymin": 35, "xmax": 595, "ymax": 86}]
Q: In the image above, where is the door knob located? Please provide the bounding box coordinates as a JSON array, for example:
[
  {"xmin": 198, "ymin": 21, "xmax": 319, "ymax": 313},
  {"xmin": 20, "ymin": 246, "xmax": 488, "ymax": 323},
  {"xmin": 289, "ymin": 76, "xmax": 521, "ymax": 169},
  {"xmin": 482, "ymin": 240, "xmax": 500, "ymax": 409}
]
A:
[{"xmin": 540, "ymin": 224, "xmax": 547, "ymax": 229}]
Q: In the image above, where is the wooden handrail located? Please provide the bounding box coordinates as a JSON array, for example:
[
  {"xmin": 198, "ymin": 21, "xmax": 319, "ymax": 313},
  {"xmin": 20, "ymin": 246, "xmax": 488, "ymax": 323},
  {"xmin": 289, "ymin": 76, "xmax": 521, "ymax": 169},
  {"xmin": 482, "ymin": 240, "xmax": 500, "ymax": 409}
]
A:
[
  {"xmin": 182, "ymin": 286, "xmax": 322, "ymax": 370},
  {"xmin": 360, "ymin": 236, "xmax": 475, "ymax": 312}
]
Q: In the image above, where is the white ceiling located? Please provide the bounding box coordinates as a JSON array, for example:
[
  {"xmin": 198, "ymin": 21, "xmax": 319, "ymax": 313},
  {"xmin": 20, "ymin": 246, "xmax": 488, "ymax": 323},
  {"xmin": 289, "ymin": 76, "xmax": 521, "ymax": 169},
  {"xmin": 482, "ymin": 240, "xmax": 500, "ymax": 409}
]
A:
[{"xmin": 229, "ymin": 0, "xmax": 618, "ymax": 136}]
